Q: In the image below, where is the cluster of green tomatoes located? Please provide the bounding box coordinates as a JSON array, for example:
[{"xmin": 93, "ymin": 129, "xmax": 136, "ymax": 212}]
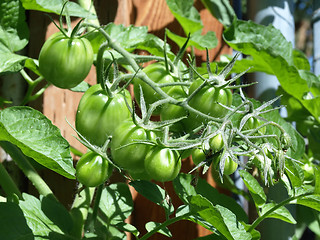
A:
[{"xmin": 38, "ymin": 29, "xmax": 276, "ymax": 188}]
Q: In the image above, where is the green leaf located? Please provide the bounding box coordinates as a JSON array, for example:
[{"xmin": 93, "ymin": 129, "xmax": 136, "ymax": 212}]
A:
[
  {"xmin": 86, "ymin": 24, "xmax": 173, "ymax": 59},
  {"xmin": 99, "ymin": 183, "xmax": 133, "ymax": 224},
  {"xmin": 201, "ymin": 0, "xmax": 235, "ymax": 28},
  {"xmin": 0, "ymin": 52, "xmax": 27, "ymax": 74},
  {"xmin": 293, "ymin": 49, "xmax": 310, "ymax": 71},
  {"xmin": 0, "ymin": 106, "xmax": 75, "ymax": 179},
  {"xmin": 0, "ymin": 202, "xmax": 33, "ymax": 239},
  {"xmin": 115, "ymin": 222, "xmax": 139, "ymax": 237},
  {"xmin": 145, "ymin": 222, "xmax": 172, "ymax": 237},
  {"xmin": 166, "ymin": 29, "xmax": 218, "ymax": 50},
  {"xmin": 0, "ymin": 0, "xmax": 29, "ymax": 52},
  {"xmin": 129, "ymin": 180, "xmax": 174, "ymax": 216},
  {"xmin": 173, "ymin": 173, "xmax": 248, "ymax": 223},
  {"xmin": 189, "ymin": 195, "xmax": 252, "ymax": 240},
  {"xmin": 285, "ymin": 158, "xmax": 304, "ymax": 188},
  {"xmin": 175, "ymin": 205, "xmax": 217, "ymax": 232},
  {"xmin": 20, "ymin": 0, "xmax": 96, "ymax": 19},
  {"xmin": 19, "ymin": 193, "xmax": 74, "ymax": 239},
  {"xmin": 165, "ymin": 0, "xmax": 203, "ymax": 34},
  {"xmin": 260, "ymin": 203, "xmax": 296, "ymax": 224},
  {"xmin": 223, "ymin": 19, "xmax": 320, "ymax": 121},
  {"xmin": 292, "ymin": 194, "xmax": 320, "ymax": 212},
  {"xmin": 239, "ymin": 170, "xmax": 266, "ymax": 207}
]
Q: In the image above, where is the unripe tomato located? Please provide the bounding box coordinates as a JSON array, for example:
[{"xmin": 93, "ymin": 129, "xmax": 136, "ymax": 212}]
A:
[
  {"xmin": 39, "ymin": 32, "xmax": 94, "ymax": 89},
  {"xmin": 133, "ymin": 63, "xmax": 175, "ymax": 115},
  {"xmin": 191, "ymin": 148, "xmax": 206, "ymax": 166},
  {"xmin": 223, "ymin": 157, "xmax": 238, "ymax": 175},
  {"xmin": 76, "ymin": 151, "xmax": 112, "ymax": 187},
  {"xmin": 110, "ymin": 120, "xmax": 157, "ymax": 173},
  {"xmin": 145, "ymin": 147, "xmax": 181, "ymax": 182},
  {"xmin": 75, "ymin": 84, "xmax": 132, "ymax": 147},
  {"xmin": 185, "ymin": 79, "xmax": 232, "ymax": 131},
  {"xmin": 160, "ymin": 86, "xmax": 188, "ymax": 132},
  {"xmin": 243, "ymin": 117, "xmax": 266, "ymax": 135},
  {"xmin": 209, "ymin": 133, "xmax": 224, "ymax": 152}
]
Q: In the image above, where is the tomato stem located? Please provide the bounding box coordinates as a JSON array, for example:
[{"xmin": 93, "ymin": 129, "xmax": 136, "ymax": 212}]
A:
[{"xmin": 70, "ymin": 185, "xmax": 96, "ymax": 238}]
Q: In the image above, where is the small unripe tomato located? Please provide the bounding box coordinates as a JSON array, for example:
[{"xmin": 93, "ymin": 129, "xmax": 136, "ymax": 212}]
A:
[
  {"xmin": 145, "ymin": 147, "xmax": 181, "ymax": 182},
  {"xmin": 209, "ymin": 133, "xmax": 224, "ymax": 152},
  {"xmin": 39, "ymin": 32, "xmax": 94, "ymax": 89},
  {"xmin": 191, "ymin": 148, "xmax": 206, "ymax": 166},
  {"xmin": 76, "ymin": 151, "xmax": 112, "ymax": 187}
]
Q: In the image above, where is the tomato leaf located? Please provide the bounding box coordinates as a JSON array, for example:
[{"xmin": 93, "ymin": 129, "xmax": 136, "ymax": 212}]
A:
[
  {"xmin": 165, "ymin": 0, "xmax": 203, "ymax": 35},
  {"xmin": 86, "ymin": 24, "xmax": 173, "ymax": 59},
  {"xmin": 0, "ymin": 0, "xmax": 29, "ymax": 73},
  {"xmin": 189, "ymin": 195, "xmax": 252, "ymax": 240},
  {"xmin": 173, "ymin": 173, "xmax": 248, "ymax": 223},
  {"xmin": 223, "ymin": 19, "xmax": 320, "ymax": 122},
  {"xmin": 239, "ymin": 170, "xmax": 266, "ymax": 208},
  {"xmin": 20, "ymin": 0, "xmax": 96, "ymax": 19},
  {"xmin": 0, "ymin": 202, "xmax": 33, "ymax": 239},
  {"xmin": 260, "ymin": 203, "xmax": 296, "ymax": 224},
  {"xmin": 1, "ymin": 193, "xmax": 74, "ymax": 239},
  {"xmin": 166, "ymin": 29, "xmax": 218, "ymax": 50},
  {"xmin": 0, "ymin": 106, "xmax": 75, "ymax": 179},
  {"xmin": 99, "ymin": 183, "xmax": 133, "ymax": 225},
  {"xmin": 285, "ymin": 158, "xmax": 304, "ymax": 189},
  {"xmin": 145, "ymin": 221, "xmax": 172, "ymax": 237},
  {"xmin": 129, "ymin": 180, "xmax": 174, "ymax": 217},
  {"xmin": 0, "ymin": 0, "xmax": 29, "ymax": 52},
  {"xmin": 201, "ymin": 0, "xmax": 235, "ymax": 28}
]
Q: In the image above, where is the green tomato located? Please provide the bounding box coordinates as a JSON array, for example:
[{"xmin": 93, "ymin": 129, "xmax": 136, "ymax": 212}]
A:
[
  {"xmin": 145, "ymin": 147, "xmax": 181, "ymax": 182},
  {"xmin": 39, "ymin": 32, "xmax": 94, "ymax": 89},
  {"xmin": 160, "ymin": 86, "xmax": 188, "ymax": 132},
  {"xmin": 76, "ymin": 151, "xmax": 112, "ymax": 187},
  {"xmin": 75, "ymin": 84, "xmax": 132, "ymax": 147},
  {"xmin": 209, "ymin": 133, "xmax": 224, "ymax": 152},
  {"xmin": 214, "ymin": 155, "xmax": 238, "ymax": 176},
  {"xmin": 191, "ymin": 148, "xmax": 206, "ymax": 166},
  {"xmin": 110, "ymin": 120, "xmax": 157, "ymax": 173},
  {"xmin": 243, "ymin": 117, "xmax": 266, "ymax": 135},
  {"xmin": 185, "ymin": 79, "xmax": 233, "ymax": 131},
  {"xmin": 133, "ymin": 63, "xmax": 175, "ymax": 115}
]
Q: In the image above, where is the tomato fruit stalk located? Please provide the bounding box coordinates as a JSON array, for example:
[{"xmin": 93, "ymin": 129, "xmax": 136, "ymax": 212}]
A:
[{"xmin": 39, "ymin": 32, "xmax": 94, "ymax": 89}]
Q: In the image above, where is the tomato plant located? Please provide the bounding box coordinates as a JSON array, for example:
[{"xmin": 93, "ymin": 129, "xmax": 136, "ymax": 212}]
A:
[
  {"xmin": 144, "ymin": 146, "xmax": 181, "ymax": 182},
  {"xmin": 75, "ymin": 84, "xmax": 132, "ymax": 147},
  {"xmin": 76, "ymin": 151, "xmax": 112, "ymax": 187},
  {"xmin": 39, "ymin": 32, "xmax": 94, "ymax": 89},
  {"xmin": 110, "ymin": 120, "xmax": 157, "ymax": 173},
  {"xmin": 0, "ymin": 1, "xmax": 318, "ymax": 240}
]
